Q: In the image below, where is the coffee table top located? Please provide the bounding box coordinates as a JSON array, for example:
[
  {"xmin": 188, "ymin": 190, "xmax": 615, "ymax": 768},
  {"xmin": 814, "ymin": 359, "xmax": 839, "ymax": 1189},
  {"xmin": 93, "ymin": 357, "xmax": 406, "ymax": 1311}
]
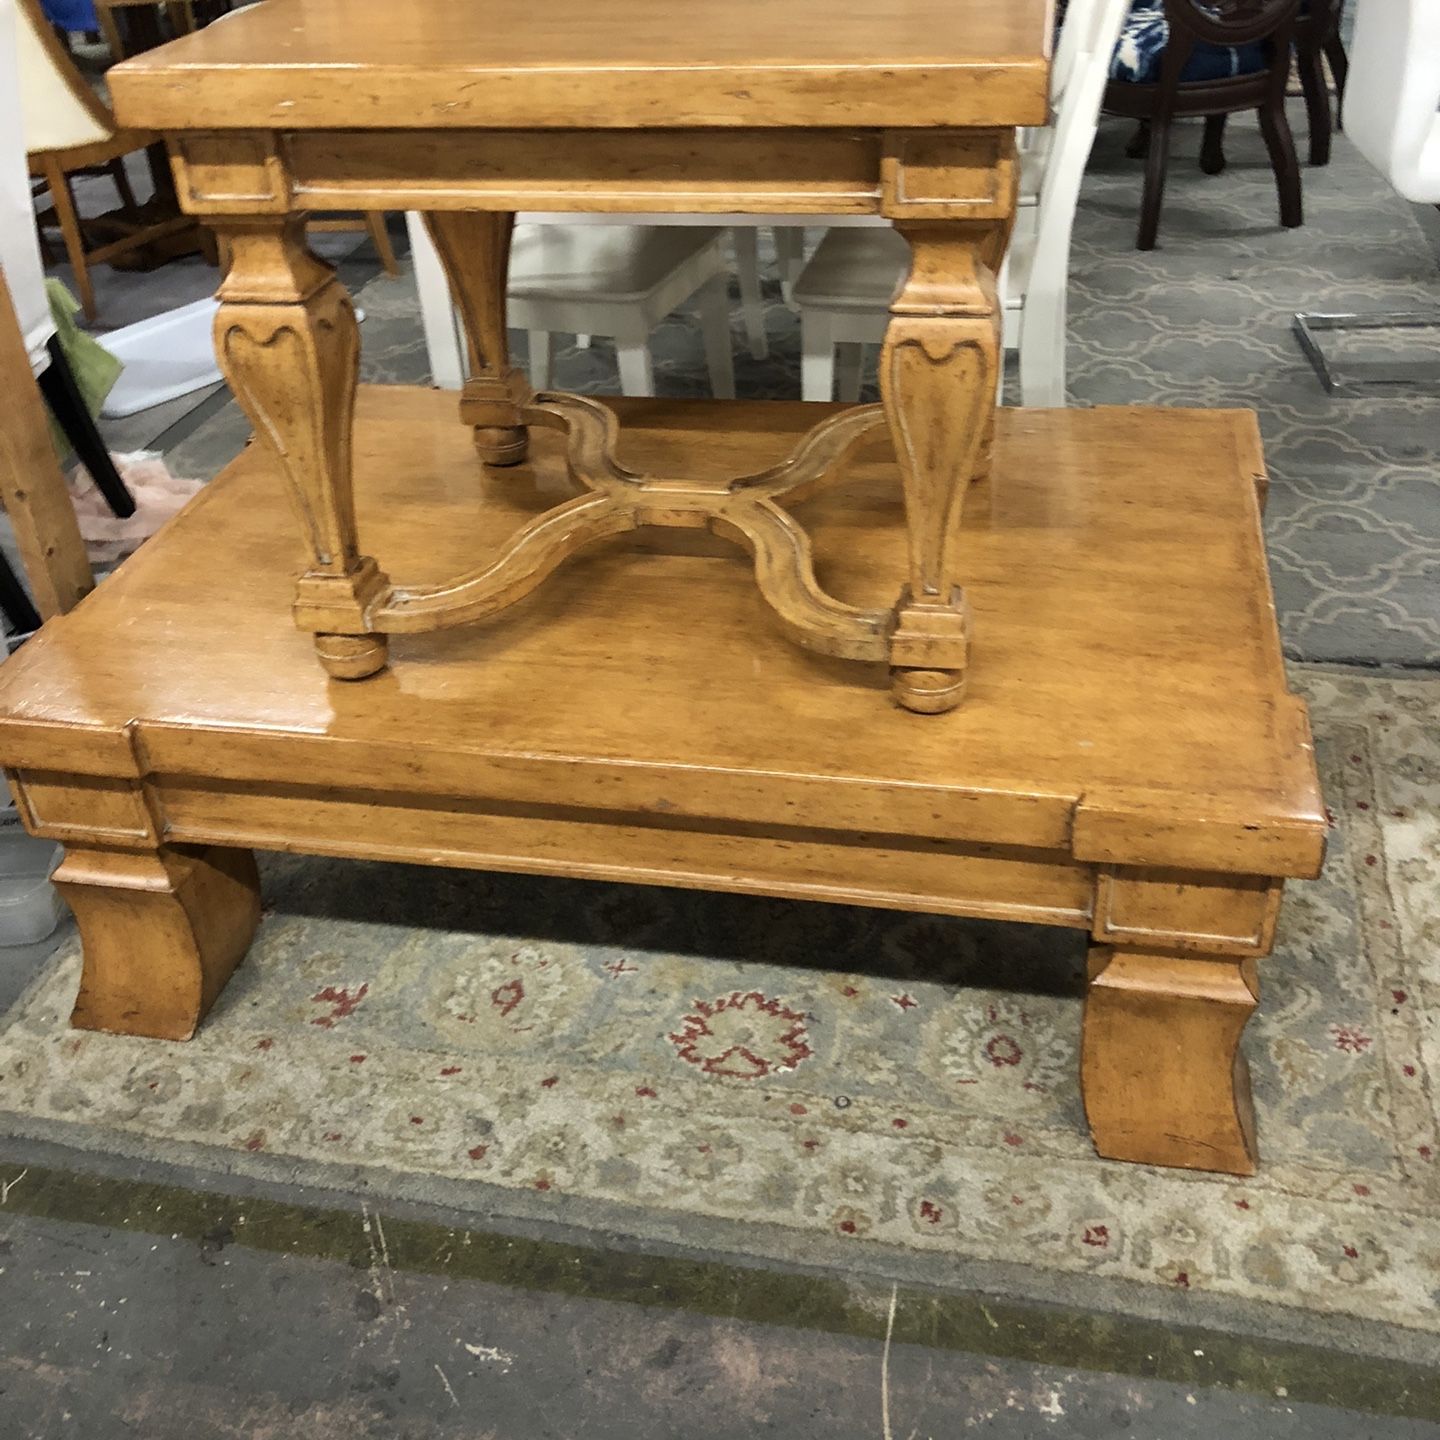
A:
[
  {"xmin": 109, "ymin": 0, "xmax": 1052, "ymax": 132},
  {"xmin": 0, "ymin": 390, "xmax": 1324, "ymax": 881}
]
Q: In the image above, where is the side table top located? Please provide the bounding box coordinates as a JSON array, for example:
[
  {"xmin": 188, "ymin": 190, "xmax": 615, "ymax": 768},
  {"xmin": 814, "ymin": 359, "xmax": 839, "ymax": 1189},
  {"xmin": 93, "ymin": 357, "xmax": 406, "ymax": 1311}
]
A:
[{"xmin": 108, "ymin": 0, "xmax": 1052, "ymax": 132}]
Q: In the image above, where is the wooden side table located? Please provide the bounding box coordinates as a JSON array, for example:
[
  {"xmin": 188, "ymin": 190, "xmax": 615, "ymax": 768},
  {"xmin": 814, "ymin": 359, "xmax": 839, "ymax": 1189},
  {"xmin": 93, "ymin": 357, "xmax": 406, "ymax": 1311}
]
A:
[{"xmin": 108, "ymin": 0, "xmax": 1051, "ymax": 713}]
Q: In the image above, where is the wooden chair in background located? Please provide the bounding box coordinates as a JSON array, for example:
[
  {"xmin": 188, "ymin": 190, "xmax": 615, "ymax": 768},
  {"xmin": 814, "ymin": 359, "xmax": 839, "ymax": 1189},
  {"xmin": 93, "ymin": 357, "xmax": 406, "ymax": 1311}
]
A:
[
  {"xmin": 0, "ymin": 267, "xmax": 94, "ymax": 626},
  {"xmin": 16, "ymin": 0, "xmax": 189, "ymax": 320},
  {"xmin": 1295, "ymin": 0, "xmax": 1349, "ymax": 166},
  {"xmin": 411, "ymin": 216, "xmax": 737, "ymax": 399},
  {"xmin": 1103, "ymin": 0, "xmax": 1305, "ymax": 250}
]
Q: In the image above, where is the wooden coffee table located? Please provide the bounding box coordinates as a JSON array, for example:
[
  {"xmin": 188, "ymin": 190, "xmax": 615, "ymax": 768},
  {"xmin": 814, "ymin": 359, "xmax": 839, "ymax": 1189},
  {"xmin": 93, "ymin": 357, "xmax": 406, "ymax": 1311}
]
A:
[
  {"xmin": 0, "ymin": 393, "xmax": 1325, "ymax": 1175},
  {"xmin": 107, "ymin": 0, "xmax": 1049, "ymax": 713}
]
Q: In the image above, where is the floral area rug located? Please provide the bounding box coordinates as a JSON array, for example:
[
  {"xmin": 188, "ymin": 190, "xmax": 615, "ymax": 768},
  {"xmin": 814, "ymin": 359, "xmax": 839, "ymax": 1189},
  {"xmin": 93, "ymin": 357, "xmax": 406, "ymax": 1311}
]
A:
[{"xmin": 0, "ymin": 668, "xmax": 1435, "ymax": 1336}]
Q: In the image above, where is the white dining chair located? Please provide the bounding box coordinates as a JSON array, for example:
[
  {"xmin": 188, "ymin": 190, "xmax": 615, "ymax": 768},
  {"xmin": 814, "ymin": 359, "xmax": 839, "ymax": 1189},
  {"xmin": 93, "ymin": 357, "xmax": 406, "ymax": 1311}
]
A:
[
  {"xmin": 792, "ymin": 0, "xmax": 1130, "ymax": 408},
  {"xmin": 408, "ymin": 215, "xmax": 736, "ymax": 398}
]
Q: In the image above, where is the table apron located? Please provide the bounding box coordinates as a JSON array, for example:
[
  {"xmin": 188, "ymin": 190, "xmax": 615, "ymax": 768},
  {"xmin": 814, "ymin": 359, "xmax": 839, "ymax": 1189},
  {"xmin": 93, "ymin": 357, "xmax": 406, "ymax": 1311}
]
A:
[
  {"xmin": 167, "ymin": 128, "xmax": 1019, "ymax": 219},
  {"xmin": 7, "ymin": 765, "xmax": 1286, "ymax": 954}
]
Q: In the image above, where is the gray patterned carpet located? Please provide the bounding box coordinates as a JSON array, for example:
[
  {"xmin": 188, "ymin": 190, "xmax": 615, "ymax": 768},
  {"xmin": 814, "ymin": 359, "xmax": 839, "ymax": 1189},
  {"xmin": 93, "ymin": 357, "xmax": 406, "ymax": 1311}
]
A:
[{"xmin": 164, "ymin": 107, "xmax": 1440, "ymax": 668}]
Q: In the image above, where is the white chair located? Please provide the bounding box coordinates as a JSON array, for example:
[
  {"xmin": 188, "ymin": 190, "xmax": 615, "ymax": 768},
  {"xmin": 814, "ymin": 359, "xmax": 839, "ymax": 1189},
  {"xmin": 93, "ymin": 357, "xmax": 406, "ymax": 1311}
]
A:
[
  {"xmin": 408, "ymin": 215, "xmax": 736, "ymax": 399},
  {"xmin": 792, "ymin": 0, "xmax": 1130, "ymax": 408},
  {"xmin": 1346, "ymin": 0, "xmax": 1440, "ymax": 203},
  {"xmin": 0, "ymin": 0, "xmax": 48, "ymax": 376},
  {"xmin": 1292, "ymin": 0, "xmax": 1440, "ymax": 389},
  {"xmin": 2, "ymin": 0, "xmax": 134, "ymax": 516},
  {"xmin": 14, "ymin": 0, "xmax": 187, "ymax": 323}
]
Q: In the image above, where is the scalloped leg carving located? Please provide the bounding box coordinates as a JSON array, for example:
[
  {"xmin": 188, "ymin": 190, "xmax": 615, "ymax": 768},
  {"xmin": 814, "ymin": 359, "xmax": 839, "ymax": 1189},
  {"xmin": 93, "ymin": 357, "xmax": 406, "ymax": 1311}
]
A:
[
  {"xmin": 1082, "ymin": 946, "xmax": 1260, "ymax": 1176},
  {"xmin": 423, "ymin": 211, "xmax": 532, "ymax": 467},
  {"xmin": 214, "ymin": 217, "xmax": 389, "ymax": 679},
  {"xmin": 58, "ymin": 844, "xmax": 261, "ymax": 1041},
  {"xmin": 880, "ymin": 222, "xmax": 1003, "ymax": 714}
]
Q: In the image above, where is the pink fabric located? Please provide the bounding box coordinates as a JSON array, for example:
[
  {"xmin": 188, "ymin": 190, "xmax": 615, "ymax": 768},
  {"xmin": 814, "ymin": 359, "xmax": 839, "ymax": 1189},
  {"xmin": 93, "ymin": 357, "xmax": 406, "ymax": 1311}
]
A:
[{"xmin": 68, "ymin": 451, "xmax": 203, "ymax": 564}]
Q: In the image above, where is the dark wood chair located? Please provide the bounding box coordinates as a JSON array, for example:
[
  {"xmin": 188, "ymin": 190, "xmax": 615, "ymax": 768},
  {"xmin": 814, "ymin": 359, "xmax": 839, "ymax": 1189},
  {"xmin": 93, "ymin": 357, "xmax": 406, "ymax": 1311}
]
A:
[
  {"xmin": 1104, "ymin": 0, "xmax": 1305, "ymax": 250},
  {"xmin": 1295, "ymin": 0, "xmax": 1348, "ymax": 165}
]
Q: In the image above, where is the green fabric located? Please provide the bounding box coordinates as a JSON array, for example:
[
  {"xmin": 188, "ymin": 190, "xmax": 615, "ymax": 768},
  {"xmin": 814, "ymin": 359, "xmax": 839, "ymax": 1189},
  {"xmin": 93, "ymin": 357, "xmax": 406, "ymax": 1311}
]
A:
[{"xmin": 44, "ymin": 279, "xmax": 122, "ymax": 462}]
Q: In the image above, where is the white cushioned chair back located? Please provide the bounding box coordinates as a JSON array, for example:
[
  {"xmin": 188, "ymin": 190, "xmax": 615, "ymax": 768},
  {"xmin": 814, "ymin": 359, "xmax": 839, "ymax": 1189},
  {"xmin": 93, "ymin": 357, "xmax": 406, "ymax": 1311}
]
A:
[
  {"xmin": 15, "ymin": 0, "xmax": 111, "ymax": 155},
  {"xmin": 0, "ymin": 0, "xmax": 55, "ymax": 371},
  {"xmin": 1347, "ymin": 0, "xmax": 1440, "ymax": 203},
  {"xmin": 1026, "ymin": 0, "xmax": 1129, "ymax": 184},
  {"xmin": 1028, "ymin": 0, "xmax": 1131, "ymax": 276}
]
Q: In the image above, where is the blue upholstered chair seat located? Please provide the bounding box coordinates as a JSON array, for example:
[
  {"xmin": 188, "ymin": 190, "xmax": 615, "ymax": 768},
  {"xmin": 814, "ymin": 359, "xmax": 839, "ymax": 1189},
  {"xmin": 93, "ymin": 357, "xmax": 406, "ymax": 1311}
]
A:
[{"xmin": 1109, "ymin": 2, "xmax": 1268, "ymax": 82}]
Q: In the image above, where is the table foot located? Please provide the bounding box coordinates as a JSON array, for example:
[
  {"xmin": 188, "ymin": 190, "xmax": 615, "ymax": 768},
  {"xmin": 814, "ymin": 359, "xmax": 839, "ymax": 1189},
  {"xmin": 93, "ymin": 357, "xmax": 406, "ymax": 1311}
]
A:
[
  {"xmin": 890, "ymin": 666, "xmax": 966, "ymax": 714},
  {"xmin": 476, "ymin": 425, "xmax": 530, "ymax": 467},
  {"xmin": 56, "ymin": 844, "xmax": 261, "ymax": 1041},
  {"xmin": 1081, "ymin": 945, "xmax": 1259, "ymax": 1175},
  {"xmin": 314, "ymin": 632, "xmax": 389, "ymax": 679},
  {"xmin": 422, "ymin": 212, "xmax": 532, "ymax": 468}
]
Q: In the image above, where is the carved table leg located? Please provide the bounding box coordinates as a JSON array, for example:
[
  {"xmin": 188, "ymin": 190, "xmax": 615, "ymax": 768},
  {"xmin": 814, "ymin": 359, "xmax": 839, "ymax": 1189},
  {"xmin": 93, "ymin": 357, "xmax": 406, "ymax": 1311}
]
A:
[
  {"xmin": 55, "ymin": 844, "xmax": 261, "ymax": 1042},
  {"xmin": 1081, "ymin": 946, "xmax": 1259, "ymax": 1175},
  {"xmin": 423, "ymin": 212, "xmax": 531, "ymax": 466},
  {"xmin": 213, "ymin": 217, "xmax": 389, "ymax": 679},
  {"xmin": 880, "ymin": 221, "xmax": 1006, "ymax": 715}
]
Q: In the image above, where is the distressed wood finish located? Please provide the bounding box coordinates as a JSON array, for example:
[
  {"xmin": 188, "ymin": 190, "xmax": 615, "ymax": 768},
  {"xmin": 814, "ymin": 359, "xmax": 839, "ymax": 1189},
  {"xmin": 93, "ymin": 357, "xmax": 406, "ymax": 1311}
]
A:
[
  {"xmin": 211, "ymin": 216, "xmax": 389, "ymax": 678},
  {"xmin": 106, "ymin": 0, "xmax": 1051, "ymax": 132},
  {"xmin": 58, "ymin": 844, "xmax": 260, "ymax": 1042},
  {"xmin": 880, "ymin": 209, "xmax": 1013, "ymax": 712},
  {"xmin": 1082, "ymin": 947, "xmax": 1261, "ymax": 1174},
  {"xmin": 0, "ymin": 271, "xmax": 94, "ymax": 620},
  {"xmin": 161, "ymin": 121, "xmax": 1022, "ymax": 701},
  {"xmin": 107, "ymin": 0, "xmax": 1042, "ymax": 701},
  {"xmin": 0, "ymin": 393, "xmax": 1326, "ymax": 1172},
  {"xmin": 421, "ymin": 212, "xmax": 530, "ymax": 466}
]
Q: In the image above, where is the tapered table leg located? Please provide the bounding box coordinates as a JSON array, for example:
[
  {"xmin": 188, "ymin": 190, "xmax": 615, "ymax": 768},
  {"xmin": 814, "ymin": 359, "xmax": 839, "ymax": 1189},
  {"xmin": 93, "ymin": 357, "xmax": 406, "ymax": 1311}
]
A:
[
  {"xmin": 57, "ymin": 844, "xmax": 261, "ymax": 1042},
  {"xmin": 213, "ymin": 217, "xmax": 390, "ymax": 679},
  {"xmin": 1081, "ymin": 946, "xmax": 1260, "ymax": 1175},
  {"xmin": 880, "ymin": 219, "xmax": 1008, "ymax": 714},
  {"xmin": 423, "ymin": 212, "xmax": 532, "ymax": 466}
]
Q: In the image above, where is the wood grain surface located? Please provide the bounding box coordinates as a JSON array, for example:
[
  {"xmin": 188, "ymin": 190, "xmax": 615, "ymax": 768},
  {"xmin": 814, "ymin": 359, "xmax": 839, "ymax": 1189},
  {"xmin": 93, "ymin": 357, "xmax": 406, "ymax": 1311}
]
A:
[{"xmin": 108, "ymin": 0, "xmax": 1051, "ymax": 131}]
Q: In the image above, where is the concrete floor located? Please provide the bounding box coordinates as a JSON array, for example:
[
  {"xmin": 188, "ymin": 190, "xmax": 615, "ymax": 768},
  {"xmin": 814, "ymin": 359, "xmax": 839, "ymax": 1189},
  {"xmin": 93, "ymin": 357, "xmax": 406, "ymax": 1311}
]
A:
[{"xmin": 1, "ymin": 1199, "xmax": 1435, "ymax": 1440}]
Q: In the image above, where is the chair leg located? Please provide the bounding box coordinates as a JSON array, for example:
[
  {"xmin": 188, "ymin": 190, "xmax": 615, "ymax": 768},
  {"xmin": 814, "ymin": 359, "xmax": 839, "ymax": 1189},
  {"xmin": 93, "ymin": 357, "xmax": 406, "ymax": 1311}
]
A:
[
  {"xmin": 364, "ymin": 212, "xmax": 400, "ymax": 277},
  {"xmin": 403, "ymin": 211, "xmax": 465, "ymax": 391},
  {"xmin": 1325, "ymin": 33, "xmax": 1349, "ymax": 130},
  {"xmin": 527, "ymin": 330, "xmax": 552, "ymax": 390},
  {"xmin": 834, "ymin": 341, "xmax": 864, "ymax": 403},
  {"xmin": 773, "ymin": 226, "xmax": 805, "ymax": 310},
  {"xmin": 1137, "ymin": 116, "xmax": 1173, "ymax": 251},
  {"xmin": 1297, "ymin": 37, "xmax": 1333, "ymax": 166},
  {"xmin": 1017, "ymin": 292, "xmax": 1067, "ymax": 409},
  {"xmin": 44, "ymin": 159, "xmax": 96, "ymax": 322},
  {"xmin": 1124, "ymin": 120, "xmax": 1151, "ymax": 160},
  {"xmin": 800, "ymin": 312, "xmax": 836, "ymax": 402},
  {"xmin": 730, "ymin": 228, "xmax": 769, "ymax": 360},
  {"xmin": 106, "ymin": 157, "xmax": 139, "ymax": 215},
  {"xmin": 615, "ymin": 339, "xmax": 656, "ymax": 397},
  {"xmin": 696, "ymin": 274, "xmax": 736, "ymax": 400},
  {"xmin": 1258, "ymin": 99, "xmax": 1304, "ymax": 230},
  {"xmin": 37, "ymin": 338, "xmax": 136, "ymax": 519},
  {"xmin": 1199, "ymin": 115, "xmax": 1228, "ymax": 176},
  {"xmin": 0, "ymin": 549, "xmax": 42, "ymax": 638}
]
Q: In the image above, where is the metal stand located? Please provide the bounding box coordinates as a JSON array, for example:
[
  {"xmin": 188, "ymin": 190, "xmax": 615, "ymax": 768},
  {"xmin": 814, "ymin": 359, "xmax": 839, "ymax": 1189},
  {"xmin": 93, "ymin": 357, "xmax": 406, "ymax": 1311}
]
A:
[{"xmin": 1292, "ymin": 310, "xmax": 1440, "ymax": 393}]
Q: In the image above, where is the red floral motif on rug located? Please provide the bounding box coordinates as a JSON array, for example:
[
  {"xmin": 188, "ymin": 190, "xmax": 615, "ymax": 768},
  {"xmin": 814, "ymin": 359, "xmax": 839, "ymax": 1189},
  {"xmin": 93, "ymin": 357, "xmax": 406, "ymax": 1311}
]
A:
[{"xmin": 669, "ymin": 991, "xmax": 813, "ymax": 1079}]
